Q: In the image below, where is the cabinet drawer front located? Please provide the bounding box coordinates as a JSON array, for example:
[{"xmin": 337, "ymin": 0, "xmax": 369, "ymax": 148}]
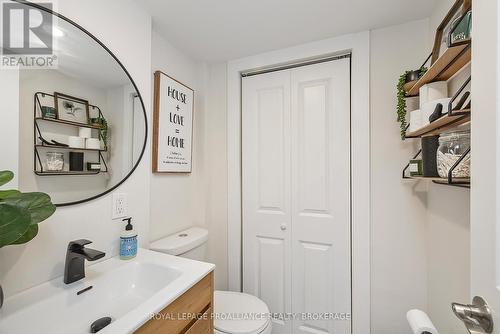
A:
[
  {"xmin": 136, "ymin": 272, "xmax": 213, "ymax": 334},
  {"xmin": 185, "ymin": 307, "xmax": 212, "ymax": 334}
]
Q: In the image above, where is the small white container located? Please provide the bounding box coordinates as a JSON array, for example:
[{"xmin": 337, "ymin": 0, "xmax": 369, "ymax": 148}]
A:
[
  {"xmin": 419, "ymin": 81, "xmax": 448, "ymax": 108},
  {"xmin": 68, "ymin": 136, "xmax": 85, "ymax": 149},
  {"xmin": 78, "ymin": 127, "xmax": 92, "ymax": 138},
  {"xmin": 408, "ymin": 109, "xmax": 422, "ymax": 133},
  {"xmin": 405, "ymin": 96, "xmax": 420, "ymax": 112},
  {"xmin": 86, "ymin": 138, "xmax": 101, "ymax": 150}
]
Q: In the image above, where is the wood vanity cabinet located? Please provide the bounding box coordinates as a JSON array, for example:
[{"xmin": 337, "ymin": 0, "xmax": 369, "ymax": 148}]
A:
[{"xmin": 135, "ymin": 271, "xmax": 214, "ymax": 334}]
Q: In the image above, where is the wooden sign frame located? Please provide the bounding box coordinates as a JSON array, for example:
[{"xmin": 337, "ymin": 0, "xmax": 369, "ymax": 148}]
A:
[
  {"xmin": 431, "ymin": 0, "xmax": 472, "ymax": 64},
  {"xmin": 152, "ymin": 71, "xmax": 195, "ymax": 173}
]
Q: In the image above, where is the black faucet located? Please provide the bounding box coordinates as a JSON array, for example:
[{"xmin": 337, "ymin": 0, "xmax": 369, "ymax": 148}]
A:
[{"xmin": 64, "ymin": 239, "xmax": 105, "ymax": 284}]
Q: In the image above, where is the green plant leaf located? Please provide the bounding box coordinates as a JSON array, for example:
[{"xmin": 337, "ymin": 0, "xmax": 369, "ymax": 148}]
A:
[
  {"xmin": 0, "ymin": 202, "xmax": 31, "ymax": 248},
  {"xmin": 0, "ymin": 171, "xmax": 14, "ymax": 187},
  {"xmin": 0, "ymin": 171, "xmax": 55, "ymax": 247},
  {"xmin": 11, "ymin": 225, "xmax": 39, "ymax": 245},
  {"xmin": 1, "ymin": 192, "xmax": 56, "ymax": 225},
  {"xmin": 0, "ymin": 190, "xmax": 21, "ymax": 199}
]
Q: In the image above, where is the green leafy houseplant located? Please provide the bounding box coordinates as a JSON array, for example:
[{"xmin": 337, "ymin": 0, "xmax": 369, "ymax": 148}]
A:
[
  {"xmin": 396, "ymin": 68, "xmax": 427, "ymax": 140},
  {"xmin": 90, "ymin": 116, "xmax": 108, "ymax": 149},
  {"xmin": 0, "ymin": 171, "xmax": 56, "ymax": 248},
  {"xmin": 0, "ymin": 171, "xmax": 56, "ymax": 309},
  {"xmin": 396, "ymin": 71, "xmax": 411, "ymax": 140}
]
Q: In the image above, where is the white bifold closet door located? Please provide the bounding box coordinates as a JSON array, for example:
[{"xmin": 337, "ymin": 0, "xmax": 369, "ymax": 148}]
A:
[{"xmin": 242, "ymin": 58, "xmax": 351, "ymax": 334}]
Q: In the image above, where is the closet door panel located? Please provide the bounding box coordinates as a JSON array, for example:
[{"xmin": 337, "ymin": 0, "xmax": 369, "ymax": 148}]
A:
[
  {"xmin": 291, "ymin": 59, "xmax": 351, "ymax": 334},
  {"xmin": 242, "ymin": 58, "xmax": 351, "ymax": 334},
  {"xmin": 242, "ymin": 71, "xmax": 292, "ymax": 334}
]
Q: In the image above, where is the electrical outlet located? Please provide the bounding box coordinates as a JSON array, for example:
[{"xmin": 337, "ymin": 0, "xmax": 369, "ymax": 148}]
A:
[{"xmin": 112, "ymin": 193, "xmax": 128, "ymax": 220}]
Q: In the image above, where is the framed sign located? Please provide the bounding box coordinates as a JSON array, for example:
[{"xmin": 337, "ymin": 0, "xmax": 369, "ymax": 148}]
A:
[
  {"xmin": 430, "ymin": 0, "xmax": 471, "ymax": 64},
  {"xmin": 54, "ymin": 92, "xmax": 90, "ymax": 125},
  {"xmin": 153, "ymin": 71, "xmax": 194, "ymax": 173}
]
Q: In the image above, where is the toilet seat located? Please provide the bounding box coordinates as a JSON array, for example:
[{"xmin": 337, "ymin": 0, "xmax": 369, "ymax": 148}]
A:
[{"xmin": 214, "ymin": 291, "xmax": 272, "ymax": 334}]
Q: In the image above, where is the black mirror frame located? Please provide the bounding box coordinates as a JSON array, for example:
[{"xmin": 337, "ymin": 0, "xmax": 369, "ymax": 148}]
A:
[{"xmin": 10, "ymin": 0, "xmax": 148, "ymax": 207}]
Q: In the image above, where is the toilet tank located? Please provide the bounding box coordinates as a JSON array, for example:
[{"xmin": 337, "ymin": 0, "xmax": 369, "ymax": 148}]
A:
[{"xmin": 150, "ymin": 227, "xmax": 208, "ymax": 261}]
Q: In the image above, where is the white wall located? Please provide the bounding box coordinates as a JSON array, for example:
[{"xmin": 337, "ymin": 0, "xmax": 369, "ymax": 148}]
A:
[
  {"xmin": 149, "ymin": 30, "xmax": 229, "ymax": 290},
  {"xmin": 204, "ymin": 63, "xmax": 228, "ymax": 290},
  {"xmin": 0, "ymin": 70, "xmax": 19, "ymax": 188},
  {"xmin": 106, "ymin": 83, "xmax": 141, "ymax": 186},
  {"xmin": 426, "ymin": 184, "xmax": 470, "ymax": 334},
  {"xmin": 149, "ymin": 31, "xmax": 229, "ymax": 290},
  {"xmin": 425, "ymin": 1, "xmax": 471, "ymax": 332},
  {"xmin": 370, "ymin": 19, "xmax": 430, "ymax": 334},
  {"xmin": 0, "ymin": 0, "xmax": 152, "ymax": 297},
  {"xmin": 469, "ymin": 0, "xmax": 498, "ymax": 318},
  {"xmin": 371, "ymin": 4, "xmax": 471, "ymax": 332},
  {"xmin": 149, "ymin": 29, "xmax": 207, "ymax": 241}
]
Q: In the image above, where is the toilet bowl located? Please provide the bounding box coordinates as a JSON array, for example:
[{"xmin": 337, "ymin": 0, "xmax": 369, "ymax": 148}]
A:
[
  {"xmin": 214, "ymin": 291, "xmax": 272, "ymax": 334},
  {"xmin": 150, "ymin": 227, "xmax": 272, "ymax": 334}
]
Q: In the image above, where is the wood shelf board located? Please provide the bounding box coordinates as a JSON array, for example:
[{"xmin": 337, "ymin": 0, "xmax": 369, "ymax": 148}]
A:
[
  {"xmin": 407, "ymin": 176, "xmax": 470, "ymax": 182},
  {"xmin": 35, "ymin": 117, "xmax": 102, "ymax": 129},
  {"xmin": 403, "ymin": 80, "xmax": 418, "ymax": 93},
  {"xmin": 406, "ymin": 112, "xmax": 470, "ymax": 138},
  {"xmin": 405, "ymin": 176, "xmax": 470, "ymax": 188},
  {"xmin": 433, "ymin": 179, "xmax": 471, "ymax": 188},
  {"xmin": 35, "ymin": 144, "xmax": 106, "ymax": 152},
  {"xmin": 406, "ymin": 43, "xmax": 471, "ymax": 96},
  {"xmin": 34, "ymin": 171, "xmax": 103, "ymax": 176}
]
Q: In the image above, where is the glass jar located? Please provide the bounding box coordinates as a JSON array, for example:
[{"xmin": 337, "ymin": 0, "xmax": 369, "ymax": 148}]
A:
[
  {"xmin": 46, "ymin": 152, "xmax": 64, "ymax": 171},
  {"xmin": 437, "ymin": 131, "xmax": 470, "ymax": 178}
]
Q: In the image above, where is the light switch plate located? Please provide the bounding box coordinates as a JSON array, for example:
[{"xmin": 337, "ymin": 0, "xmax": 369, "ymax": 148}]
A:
[{"xmin": 112, "ymin": 193, "xmax": 128, "ymax": 220}]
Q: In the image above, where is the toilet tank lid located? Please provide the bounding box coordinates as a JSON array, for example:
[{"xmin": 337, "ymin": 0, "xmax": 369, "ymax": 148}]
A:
[{"xmin": 150, "ymin": 227, "xmax": 208, "ymax": 256}]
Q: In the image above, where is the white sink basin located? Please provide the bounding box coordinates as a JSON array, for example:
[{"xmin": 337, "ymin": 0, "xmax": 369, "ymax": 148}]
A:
[{"xmin": 0, "ymin": 248, "xmax": 215, "ymax": 334}]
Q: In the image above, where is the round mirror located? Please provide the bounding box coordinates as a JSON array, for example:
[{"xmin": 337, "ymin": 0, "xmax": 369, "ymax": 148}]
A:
[{"xmin": 1, "ymin": 1, "xmax": 147, "ymax": 206}]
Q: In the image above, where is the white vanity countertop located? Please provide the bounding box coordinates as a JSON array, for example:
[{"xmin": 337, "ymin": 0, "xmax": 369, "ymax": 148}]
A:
[{"xmin": 0, "ymin": 248, "xmax": 215, "ymax": 334}]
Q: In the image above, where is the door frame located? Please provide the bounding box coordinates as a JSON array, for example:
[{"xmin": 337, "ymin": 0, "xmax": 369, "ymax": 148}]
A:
[{"xmin": 227, "ymin": 31, "xmax": 370, "ymax": 334}]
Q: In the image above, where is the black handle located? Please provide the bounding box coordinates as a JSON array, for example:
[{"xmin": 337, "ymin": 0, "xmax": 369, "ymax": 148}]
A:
[{"xmin": 68, "ymin": 239, "xmax": 92, "ymax": 250}]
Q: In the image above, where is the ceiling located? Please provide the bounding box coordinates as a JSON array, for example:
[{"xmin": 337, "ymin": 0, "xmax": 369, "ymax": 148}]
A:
[
  {"xmin": 53, "ymin": 19, "xmax": 130, "ymax": 89},
  {"xmin": 3, "ymin": 2, "xmax": 131, "ymax": 90},
  {"xmin": 140, "ymin": 0, "xmax": 437, "ymax": 62}
]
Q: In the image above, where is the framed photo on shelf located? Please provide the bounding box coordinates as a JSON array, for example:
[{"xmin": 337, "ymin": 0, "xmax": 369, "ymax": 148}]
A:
[
  {"xmin": 152, "ymin": 71, "xmax": 194, "ymax": 173},
  {"xmin": 431, "ymin": 0, "xmax": 471, "ymax": 64},
  {"xmin": 54, "ymin": 92, "xmax": 90, "ymax": 125}
]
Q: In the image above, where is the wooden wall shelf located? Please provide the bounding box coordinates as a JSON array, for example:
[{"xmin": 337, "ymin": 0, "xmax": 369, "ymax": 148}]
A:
[
  {"xmin": 34, "ymin": 92, "xmax": 109, "ymax": 175},
  {"xmin": 405, "ymin": 109, "xmax": 470, "ymax": 138},
  {"xmin": 35, "ymin": 117, "xmax": 102, "ymax": 129},
  {"xmin": 405, "ymin": 43, "xmax": 471, "ymax": 96},
  {"xmin": 34, "ymin": 171, "xmax": 102, "ymax": 176},
  {"xmin": 405, "ymin": 176, "xmax": 470, "ymax": 188},
  {"xmin": 402, "ymin": 148, "xmax": 471, "ymax": 189},
  {"xmin": 35, "ymin": 144, "xmax": 106, "ymax": 152}
]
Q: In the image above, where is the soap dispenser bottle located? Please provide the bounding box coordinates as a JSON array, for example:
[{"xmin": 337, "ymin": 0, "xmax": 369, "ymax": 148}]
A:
[{"xmin": 120, "ymin": 217, "xmax": 137, "ymax": 260}]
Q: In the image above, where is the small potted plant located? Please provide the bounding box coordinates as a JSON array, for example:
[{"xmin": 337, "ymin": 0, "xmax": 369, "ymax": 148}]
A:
[
  {"xmin": 397, "ymin": 68, "xmax": 427, "ymax": 140},
  {"xmin": 89, "ymin": 116, "xmax": 109, "ymax": 150},
  {"xmin": 0, "ymin": 170, "xmax": 56, "ymax": 309}
]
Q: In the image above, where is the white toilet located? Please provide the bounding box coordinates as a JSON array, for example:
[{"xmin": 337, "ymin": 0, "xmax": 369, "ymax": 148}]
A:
[{"xmin": 150, "ymin": 227, "xmax": 272, "ymax": 334}]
